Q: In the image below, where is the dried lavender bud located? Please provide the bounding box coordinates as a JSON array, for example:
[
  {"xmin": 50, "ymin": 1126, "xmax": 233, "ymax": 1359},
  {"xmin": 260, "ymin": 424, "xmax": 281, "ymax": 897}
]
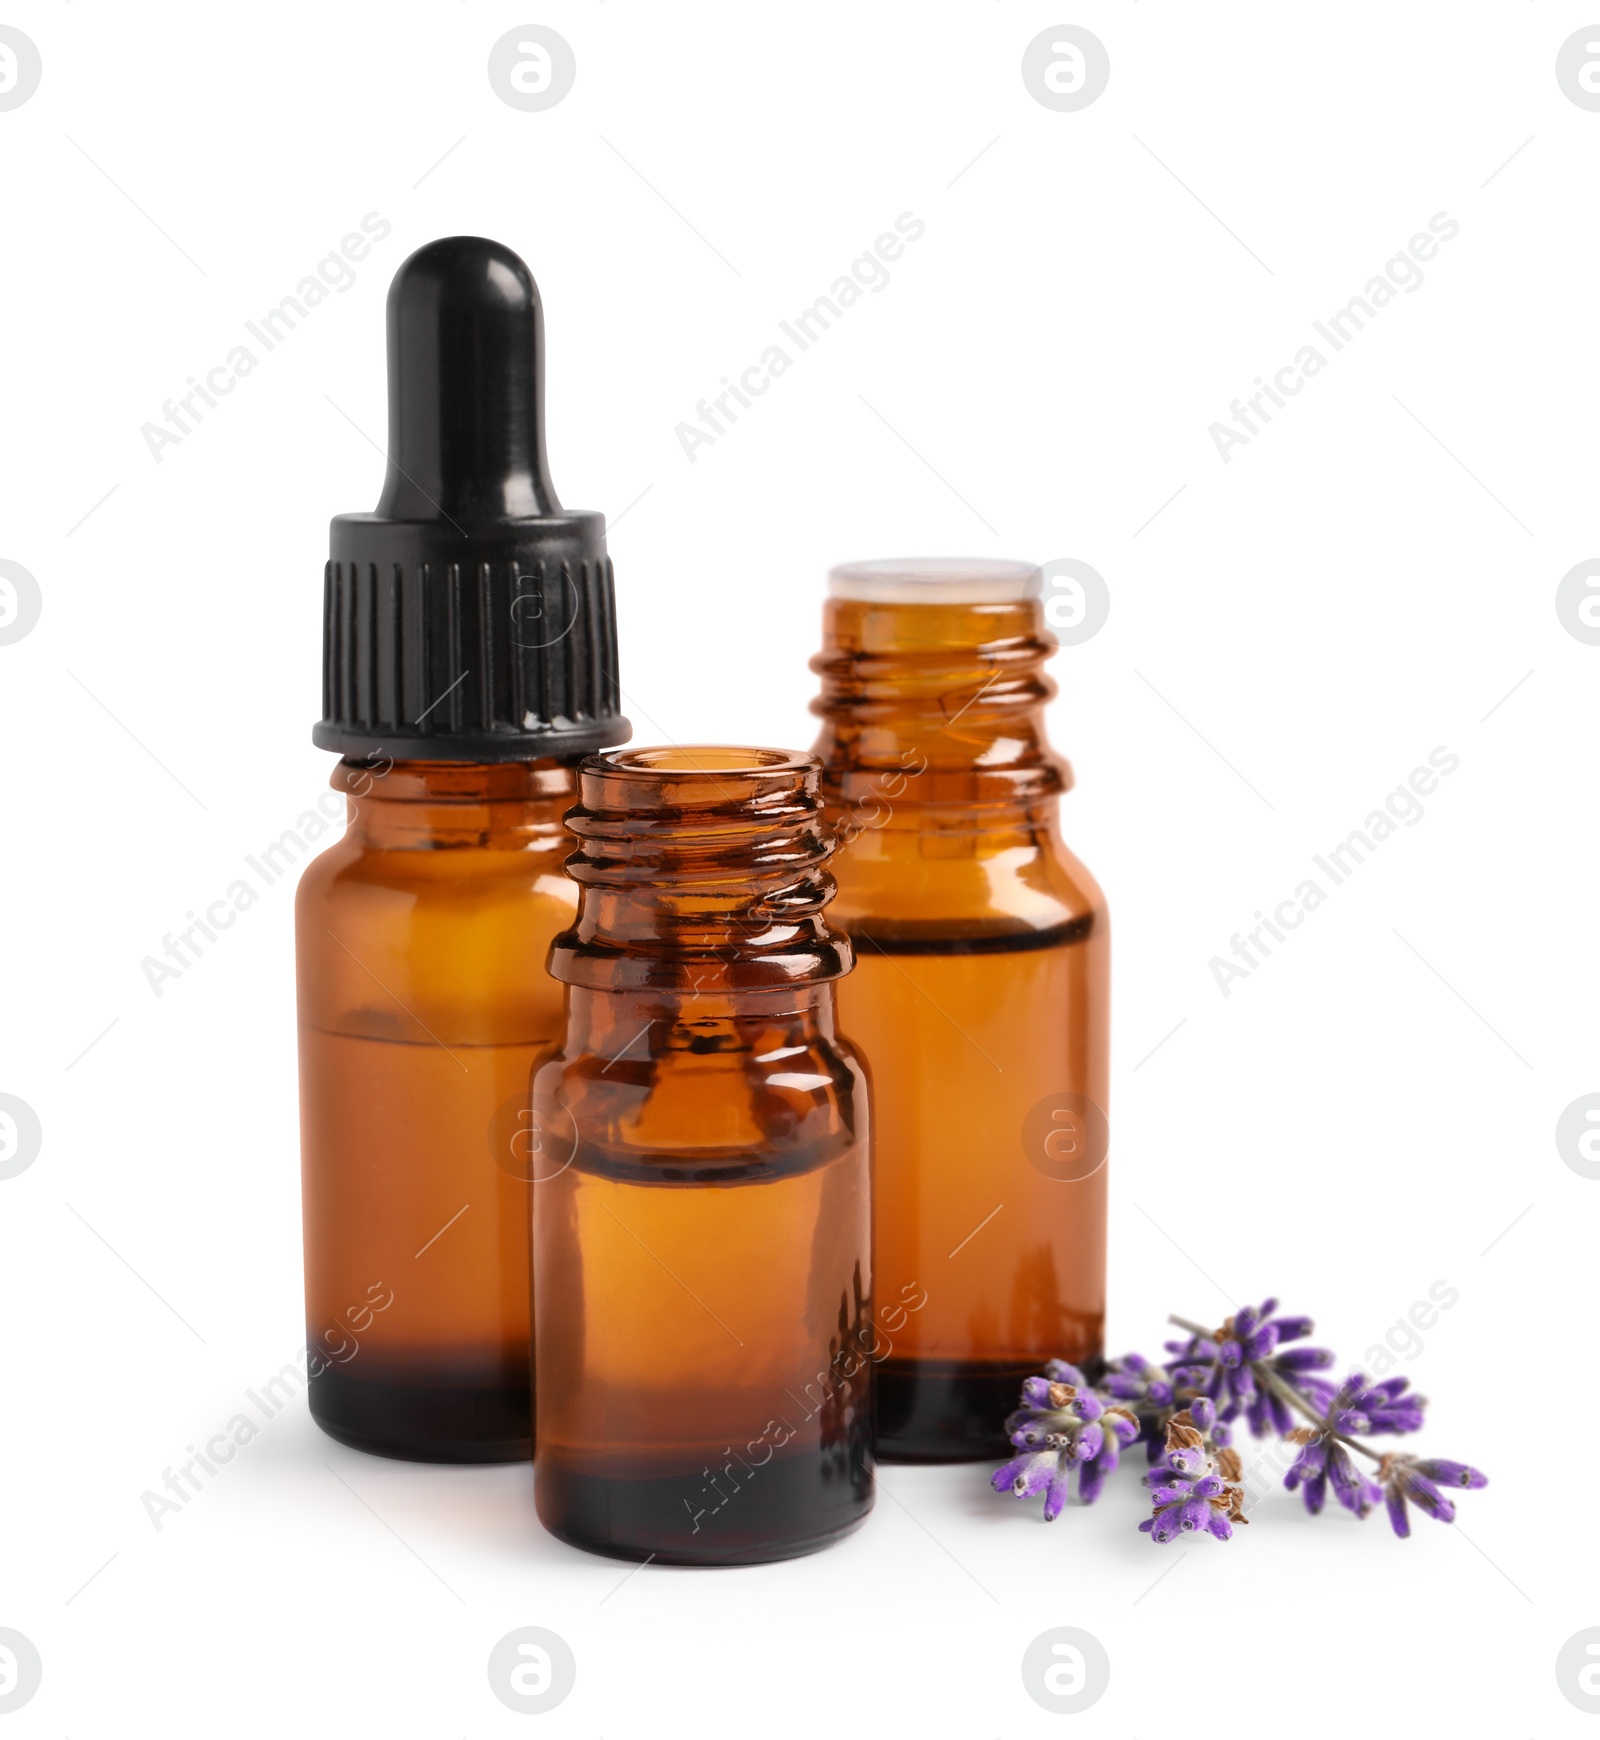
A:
[
  {"xmin": 1414, "ymin": 1458, "xmax": 1488, "ymax": 1489},
  {"xmin": 1326, "ymin": 1443, "xmax": 1383, "ymax": 1518},
  {"xmin": 1138, "ymin": 1411, "xmax": 1247, "ymax": 1545},
  {"xmin": 1379, "ymin": 1454, "xmax": 1487, "ymax": 1537},
  {"xmin": 1285, "ymin": 1439, "xmax": 1329, "ymax": 1515},
  {"xmin": 1334, "ymin": 1372, "xmax": 1427, "ymax": 1436},
  {"xmin": 1101, "ymin": 1352, "xmax": 1174, "ymax": 1410}
]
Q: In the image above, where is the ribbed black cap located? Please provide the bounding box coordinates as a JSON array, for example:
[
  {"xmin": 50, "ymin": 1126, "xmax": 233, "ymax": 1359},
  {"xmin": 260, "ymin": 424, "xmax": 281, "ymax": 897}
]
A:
[{"xmin": 315, "ymin": 236, "xmax": 629, "ymax": 762}]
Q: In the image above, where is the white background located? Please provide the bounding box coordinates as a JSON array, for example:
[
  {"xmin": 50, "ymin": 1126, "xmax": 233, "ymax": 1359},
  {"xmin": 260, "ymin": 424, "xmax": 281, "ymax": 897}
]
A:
[{"xmin": 0, "ymin": 3, "xmax": 1589, "ymax": 1733}]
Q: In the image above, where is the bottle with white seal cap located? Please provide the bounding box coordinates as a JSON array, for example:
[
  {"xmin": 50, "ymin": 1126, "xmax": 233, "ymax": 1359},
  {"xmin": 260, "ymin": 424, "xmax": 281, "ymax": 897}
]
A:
[{"xmin": 810, "ymin": 558, "xmax": 1109, "ymax": 1462}]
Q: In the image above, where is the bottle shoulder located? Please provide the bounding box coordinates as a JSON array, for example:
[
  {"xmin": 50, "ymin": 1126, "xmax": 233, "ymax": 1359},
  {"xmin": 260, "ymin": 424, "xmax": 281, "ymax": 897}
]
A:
[
  {"xmin": 296, "ymin": 834, "xmax": 578, "ymax": 915},
  {"xmin": 826, "ymin": 814, "xmax": 1107, "ymax": 940},
  {"xmin": 532, "ymin": 1010, "xmax": 867, "ymax": 1185}
]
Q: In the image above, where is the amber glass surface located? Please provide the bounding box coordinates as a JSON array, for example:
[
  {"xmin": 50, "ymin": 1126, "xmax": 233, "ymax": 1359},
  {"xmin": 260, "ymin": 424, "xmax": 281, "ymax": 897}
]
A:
[
  {"xmin": 812, "ymin": 574, "xmax": 1109, "ymax": 1462},
  {"xmin": 532, "ymin": 747, "xmax": 873, "ymax": 1564},
  {"xmin": 296, "ymin": 759, "xmax": 578, "ymax": 1462}
]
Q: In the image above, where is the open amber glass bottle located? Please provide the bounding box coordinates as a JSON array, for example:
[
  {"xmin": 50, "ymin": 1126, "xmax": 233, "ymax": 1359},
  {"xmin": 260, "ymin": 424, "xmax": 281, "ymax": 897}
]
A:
[
  {"xmin": 811, "ymin": 559, "xmax": 1109, "ymax": 1463},
  {"xmin": 532, "ymin": 747, "xmax": 874, "ymax": 1563}
]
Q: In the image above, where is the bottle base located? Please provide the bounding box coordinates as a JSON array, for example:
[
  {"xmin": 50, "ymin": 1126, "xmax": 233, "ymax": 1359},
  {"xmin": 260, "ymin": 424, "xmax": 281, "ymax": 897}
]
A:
[
  {"xmin": 535, "ymin": 1452, "xmax": 873, "ymax": 1565},
  {"xmin": 309, "ymin": 1357, "xmax": 531, "ymax": 1464},
  {"xmin": 875, "ymin": 1357, "xmax": 1045, "ymax": 1463}
]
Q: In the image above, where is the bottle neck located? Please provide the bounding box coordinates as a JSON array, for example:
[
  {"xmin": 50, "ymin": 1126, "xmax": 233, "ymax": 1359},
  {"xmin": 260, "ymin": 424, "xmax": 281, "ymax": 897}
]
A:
[
  {"xmin": 548, "ymin": 747, "xmax": 852, "ymax": 992},
  {"xmin": 334, "ymin": 758, "xmax": 577, "ymax": 850},
  {"xmin": 809, "ymin": 595, "xmax": 1071, "ymax": 819},
  {"xmin": 561, "ymin": 982, "xmax": 837, "ymax": 1055}
]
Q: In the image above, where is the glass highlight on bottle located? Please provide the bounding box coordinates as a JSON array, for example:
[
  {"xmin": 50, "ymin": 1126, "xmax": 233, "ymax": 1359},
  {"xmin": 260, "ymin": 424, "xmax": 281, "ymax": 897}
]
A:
[
  {"xmin": 811, "ymin": 559, "xmax": 1109, "ymax": 1463},
  {"xmin": 297, "ymin": 759, "xmax": 580, "ymax": 1460},
  {"xmin": 532, "ymin": 747, "xmax": 874, "ymax": 1563}
]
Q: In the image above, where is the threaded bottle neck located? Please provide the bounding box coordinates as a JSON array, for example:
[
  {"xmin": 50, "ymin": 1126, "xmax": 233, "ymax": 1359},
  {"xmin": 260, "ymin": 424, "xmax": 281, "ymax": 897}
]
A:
[
  {"xmin": 810, "ymin": 589, "xmax": 1071, "ymax": 813},
  {"xmin": 548, "ymin": 747, "xmax": 853, "ymax": 991},
  {"xmin": 334, "ymin": 757, "xmax": 576, "ymax": 849}
]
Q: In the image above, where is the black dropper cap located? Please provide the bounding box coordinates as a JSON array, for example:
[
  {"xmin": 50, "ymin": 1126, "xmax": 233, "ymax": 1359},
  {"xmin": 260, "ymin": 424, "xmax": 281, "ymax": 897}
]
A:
[{"xmin": 315, "ymin": 236, "xmax": 629, "ymax": 761}]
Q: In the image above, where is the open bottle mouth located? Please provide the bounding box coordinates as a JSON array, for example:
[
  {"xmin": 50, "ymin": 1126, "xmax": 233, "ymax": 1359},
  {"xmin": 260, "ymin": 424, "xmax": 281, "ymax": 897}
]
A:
[
  {"xmin": 828, "ymin": 557, "xmax": 1041, "ymax": 604},
  {"xmin": 569, "ymin": 744, "xmax": 829, "ymax": 864},
  {"xmin": 601, "ymin": 745, "xmax": 814, "ymax": 779}
]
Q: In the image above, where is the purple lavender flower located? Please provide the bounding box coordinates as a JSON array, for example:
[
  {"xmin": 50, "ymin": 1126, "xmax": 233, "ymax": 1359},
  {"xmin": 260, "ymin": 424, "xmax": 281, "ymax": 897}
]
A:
[
  {"xmin": 1101, "ymin": 1352, "xmax": 1175, "ymax": 1411},
  {"xmin": 1249, "ymin": 1339, "xmax": 1337, "ymax": 1432},
  {"xmin": 1330, "ymin": 1372, "xmax": 1426, "ymax": 1437},
  {"xmin": 1326, "ymin": 1443, "xmax": 1383, "ymax": 1517},
  {"xmin": 1379, "ymin": 1455, "xmax": 1487, "ymax": 1537},
  {"xmin": 1165, "ymin": 1300, "xmax": 1335, "ymax": 1433},
  {"xmin": 1143, "ymin": 1471, "xmax": 1238, "ymax": 1542},
  {"xmin": 991, "ymin": 1370, "xmax": 1139, "ymax": 1520},
  {"xmin": 1284, "ymin": 1437, "xmax": 1328, "ymax": 1513},
  {"xmin": 1099, "ymin": 1352, "xmax": 1185, "ymax": 1462},
  {"xmin": 1284, "ymin": 1434, "xmax": 1380, "ymax": 1518},
  {"xmin": 1139, "ymin": 1405, "xmax": 1246, "ymax": 1544}
]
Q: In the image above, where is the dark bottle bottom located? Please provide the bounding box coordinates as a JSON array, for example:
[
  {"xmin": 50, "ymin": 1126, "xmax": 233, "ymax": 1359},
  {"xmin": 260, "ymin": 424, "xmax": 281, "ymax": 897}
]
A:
[
  {"xmin": 875, "ymin": 1357, "xmax": 1047, "ymax": 1463},
  {"xmin": 536, "ymin": 1447, "xmax": 873, "ymax": 1565},
  {"xmin": 309, "ymin": 1354, "xmax": 531, "ymax": 1464}
]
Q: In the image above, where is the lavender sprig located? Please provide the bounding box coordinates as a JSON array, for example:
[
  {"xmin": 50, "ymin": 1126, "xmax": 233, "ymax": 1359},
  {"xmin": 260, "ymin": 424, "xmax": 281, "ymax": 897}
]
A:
[
  {"xmin": 991, "ymin": 1297, "xmax": 1487, "ymax": 1544},
  {"xmin": 1169, "ymin": 1309, "xmax": 1485, "ymax": 1539},
  {"xmin": 990, "ymin": 1360, "xmax": 1139, "ymax": 1519}
]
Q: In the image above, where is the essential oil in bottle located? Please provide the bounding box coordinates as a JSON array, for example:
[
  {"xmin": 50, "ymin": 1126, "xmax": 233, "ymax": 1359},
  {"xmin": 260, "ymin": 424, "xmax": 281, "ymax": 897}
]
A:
[
  {"xmin": 296, "ymin": 236, "xmax": 629, "ymax": 1462},
  {"xmin": 531, "ymin": 747, "xmax": 874, "ymax": 1562},
  {"xmin": 811, "ymin": 559, "xmax": 1109, "ymax": 1463}
]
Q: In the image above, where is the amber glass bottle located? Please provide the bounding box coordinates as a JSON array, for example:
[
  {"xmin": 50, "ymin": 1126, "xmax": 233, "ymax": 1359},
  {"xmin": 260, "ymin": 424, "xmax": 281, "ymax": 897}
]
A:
[
  {"xmin": 297, "ymin": 760, "xmax": 580, "ymax": 1459},
  {"xmin": 532, "ymin": 747, "xmax": 873, "ymax": 1564},
  {"xmin": 298, "ymin": 236, "xmax": 629, "ymax": 1460},
  {"xmin": 811, "ymin": 559, "xmax": 1109, "ymax": 1463}
]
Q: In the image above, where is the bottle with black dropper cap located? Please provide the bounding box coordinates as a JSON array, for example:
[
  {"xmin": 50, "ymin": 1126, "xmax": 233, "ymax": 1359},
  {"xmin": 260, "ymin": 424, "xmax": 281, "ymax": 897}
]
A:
[{"xmin": 296, "ymin": 237, "xmax": 629, "ymax": 1463}]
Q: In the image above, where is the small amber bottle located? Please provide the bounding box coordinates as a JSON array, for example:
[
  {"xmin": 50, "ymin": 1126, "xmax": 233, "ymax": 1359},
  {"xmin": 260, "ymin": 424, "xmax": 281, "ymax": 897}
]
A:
[
  {"xmin": 532, "ymin": 747, "xmax": 873, "ymax": 1563},
  {"xmin": 298, "ymin": 762, "xmax": 585, "ymax": 1458},
  {"xmin": 297, "ymin": 237, "xmax": 629, "ymax": 1461},
  {"xmin": 811, "ymin": 559, "xmax": 1109, "ymax": 1463}
]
